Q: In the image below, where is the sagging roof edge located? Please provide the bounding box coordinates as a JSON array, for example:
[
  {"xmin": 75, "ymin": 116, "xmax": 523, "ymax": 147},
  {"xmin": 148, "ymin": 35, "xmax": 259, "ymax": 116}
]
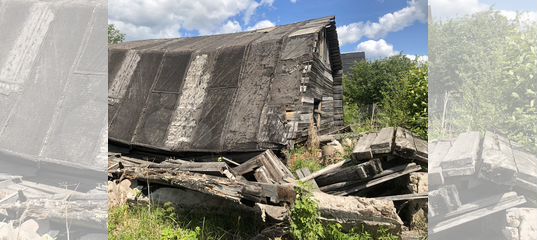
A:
[
  {"xmin": 324, "ymin": 17, "xmax": 343, "ymax": 74},
  {"xmin": 109, "ymin": 136, "xmax": 284, "ymax": 155}
]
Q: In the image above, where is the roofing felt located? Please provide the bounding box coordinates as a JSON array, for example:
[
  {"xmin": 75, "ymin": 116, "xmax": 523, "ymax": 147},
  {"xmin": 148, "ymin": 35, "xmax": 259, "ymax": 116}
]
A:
[
  {"xmin": 0, "ymin": 0, "xmax": 107, "ymax": 171},
  {"xmin": 108, "ymin": 17, "xmax": 342, "ymax": 153}
]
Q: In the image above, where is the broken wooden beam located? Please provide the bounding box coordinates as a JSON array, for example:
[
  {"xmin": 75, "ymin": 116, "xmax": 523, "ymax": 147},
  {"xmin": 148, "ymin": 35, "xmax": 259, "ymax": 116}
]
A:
[
  {"xmin": 375, "ymin": 192, "xmax": 428, "ymax": 201},
  {"xmin": 1, "ymin": 199, "xmax": 107, "ymax": 230},
  {"xmin": 332, "ymin": 163, "xmax": 421, "ymax": 196},
  {"xmin": 394, "ymin": 127, "xmax": 417, "ymax": 159},
  {"xmin": 512, "ymin": 148, "xmax": 537, "ymax": 193},
  {"xmin": 122, "ymin": 166, "xmax": 295, "ymax": 205},
  {"xmin": 299, "ymin": 159, "xmax": 352, "ymax": 182},
  {"xmin": 429, "ymin": 141, "xmax": 451, "ymax": 186},
  {"xmin": 233, "ymin": 150, "xmax": 295, "ymax": 184},
  {"xmin": 441, "ymin": 131, "xmax": 481, "ymax": 177},
  {"xmin": 430, "ymin": 193, "xmax": 526, "ymax": 234},
  {"xmin": 351, "ymin": 133, "xmax": 377, "ymax": 161},
  {"xmin": 478, "ymin": 132, "xmax": 517, "ymax": 185},
  {"xmin": 315, "ymin": 159, "xmax": 383, "ymax": 187},
  {"xmin": 370, "ymin": 127, "xmax": 396, "ymax": 155},
  {"xmin": 320, "ymin": 163, "xmax": 418, "ymax": 193}
]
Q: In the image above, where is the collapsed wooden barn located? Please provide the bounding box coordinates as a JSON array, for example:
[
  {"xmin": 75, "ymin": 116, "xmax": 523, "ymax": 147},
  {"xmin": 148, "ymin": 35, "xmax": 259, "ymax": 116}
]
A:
[{"xmin": 108, "ymin": 17, "xmax": 344, "ymax": 153}]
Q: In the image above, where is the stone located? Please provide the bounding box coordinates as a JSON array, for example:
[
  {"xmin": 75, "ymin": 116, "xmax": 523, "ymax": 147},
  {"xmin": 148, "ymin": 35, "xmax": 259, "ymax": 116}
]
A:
[
  {"xmin": 322, "ymin": 140, "xmax": 345, "ymax": 159},
  {"xmin": 408, "ymin": 172, "xmax": 428, "ymax": 194},
  {"xmin": 313, "ymin": 191, "xmax": 403, "ymax": 234},
  {"xmin": 108, "ymin": 179, "xmax": 140, "ymax": 207},
  {"xmin": 503, "ymin": 208, "xmax": 537, "ymax": 240}
]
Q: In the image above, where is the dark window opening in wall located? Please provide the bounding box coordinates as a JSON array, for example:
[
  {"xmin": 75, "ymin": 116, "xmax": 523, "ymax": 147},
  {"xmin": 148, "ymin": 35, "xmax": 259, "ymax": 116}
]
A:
[{"xmin": 313, "ymin": 98, "xmax": 321, "ymax": 128}]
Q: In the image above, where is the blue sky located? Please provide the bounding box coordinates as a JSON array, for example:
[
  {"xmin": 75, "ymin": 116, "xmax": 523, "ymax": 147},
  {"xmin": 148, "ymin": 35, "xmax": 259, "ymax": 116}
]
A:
[
  {"xmin": 250, "ymin": 0, "xmax": 428, "ymax": 56},
  {"xmin": 109, "ymin": 0, "xmax": 428, "ymax": 60},
  {"xmin": 109, "ymin": 0, "xmax": 537, "ymax": 59}
]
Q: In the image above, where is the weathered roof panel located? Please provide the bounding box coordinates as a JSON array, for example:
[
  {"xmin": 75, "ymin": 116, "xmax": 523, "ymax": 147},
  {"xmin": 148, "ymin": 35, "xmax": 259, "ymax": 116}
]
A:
[
  {"xmin": 109, "ymin": 16, "xmax": 342, "ymax": 153},
  {"xmin": 0, "ymin": 0, "xmax": 107, "ymax": 171}
]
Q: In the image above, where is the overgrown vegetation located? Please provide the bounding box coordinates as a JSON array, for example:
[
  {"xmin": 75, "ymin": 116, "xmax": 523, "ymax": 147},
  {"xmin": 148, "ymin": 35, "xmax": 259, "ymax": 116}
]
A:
[
  {"xmin": 429, "ymin": 10, "xmax": 537, "ymax": 151},
  {"xmin": 288, "ymin": 146, "xmax": 323, "ymax": 175},
  {"xmin": 290, "ymin": 183, "xmax": 399, "ymax": 240},
  {"xmin": 109, "ymin": 202, "xmax": 261, "ymax": 240},
  {"xmin": 343, "ymin": 55, "xmax": 428, "ymax": 139}
]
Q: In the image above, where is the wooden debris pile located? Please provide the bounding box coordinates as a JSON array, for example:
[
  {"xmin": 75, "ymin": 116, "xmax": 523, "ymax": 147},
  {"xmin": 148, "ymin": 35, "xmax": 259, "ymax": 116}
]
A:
[
  {"xmin": 109, "ymin": 128, "xmax": 426, "ymax": 234},
  {"xmin": 304, "ymin": 127, "xmax": 428, "ymax": 232},
  {"xmin": 428, "ymin": 131, "xmax": 537, "ymax": 239},
  {"xmin": 0, "ymin": 174, "xmax": 107, "ymax": 239}
]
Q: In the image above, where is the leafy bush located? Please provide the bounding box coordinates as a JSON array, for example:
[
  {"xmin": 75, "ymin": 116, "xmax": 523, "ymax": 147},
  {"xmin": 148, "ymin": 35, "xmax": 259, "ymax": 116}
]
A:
[
  {"xmin": 343, "ymin": 55, "xmax": 428, "ymax": 138},
  {"xmin": 379, "ymin": 64, "xmax": 428, "ymax": 139},
  {"xmin": 344, "ymin": 55, "xmax": 415, "ymax": 106},
  {"xmin": 429, "ymin": 10, "xmax": 537, "ymax": 151}
]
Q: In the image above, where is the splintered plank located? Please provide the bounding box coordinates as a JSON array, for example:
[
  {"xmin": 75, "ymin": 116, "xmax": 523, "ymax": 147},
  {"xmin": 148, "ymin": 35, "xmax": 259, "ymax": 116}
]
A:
[
  {"xmin": 441, "ymin": 131, "xmax": 481, "ymax": 177},
  {"xmin": 151, "ymin": 159, "xmax": 235, "ymax": 178},
  {"xmin": 256, "ymin": 150, "xmax": 296, "ymax": 184},
  {"xmin": 478, "ymin": 132, "xmax": 518, "ymax": 185},
  {"xmin": 296, "ymin": 168, "xmax": 319, "ymax": 190},
  {"xmin": 430, "ymin": 193, "xmax": 526, "ymax": 234},
  {"xmin": 413, "ymin": 138, "xmax": 428, "ymax": 163},
  {"xmin": 429, "ymin": 141, "xmax": 452, "ymax": 186},
  {"xmin": 315, "ymin": 159, "xmax": 383, "ymax": 187},
  {"xmin": 254, "ymin": 166, "xmax": 274, "ymax": 183},
  {"xmin": 233, "ymin": 157, "xmax": 262, "ymax": 175},
  {"xmin": 300, "ymin": 159, "xmax": 353, "ymax": 182},
  {"xmin": 370, "ymin": 127, "xmax": 395, "ymax": 155},
  {"xmin": 333, "ymin": 163, "xmax": 421, "ymax": 196},
  {"xmin": 394, "ymin": 127, "xmax": 417, "ymax": 158},
  {"xmin": 512, "ymin": 148, "xmax": 537, "ymax": 193},
  {"xmin": 375, "ymin": 193, "xmax": 428, "ymax": 201},
  {"xmin": 352, "ymin": 133, "xmax": 377, "ymax": 161},
  {"xmin": 320, "ymin": 163, "xmax": 418, "ymax": 192},
  {"xmin": 123, "ymin": 166, "xmax": 295, "ymax": 205}
]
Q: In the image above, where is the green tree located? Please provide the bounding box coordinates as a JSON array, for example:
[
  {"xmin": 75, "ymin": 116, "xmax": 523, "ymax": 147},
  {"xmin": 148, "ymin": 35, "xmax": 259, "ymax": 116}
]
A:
[
  {"xmin": 344, "ymin": 55, "xmax": 414, "ymax": 105},
  {"xmin": 343, "ymin": 55, "xmax": 427, "ymax": 137},
  {"xmin": 108, "ymin": 24, "xmax": 125, "ymax": 44},
  {"xmin": 380, "ymin": 64, "xmax": 428, "ymax": 138},
  {"xmin": 429, "ymin": 10, "xmax": 537, "ymax": 150}
]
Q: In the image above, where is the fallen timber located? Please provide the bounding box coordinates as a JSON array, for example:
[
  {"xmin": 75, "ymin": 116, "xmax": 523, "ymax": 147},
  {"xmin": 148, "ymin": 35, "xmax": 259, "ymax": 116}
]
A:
[
  {"xmin": 109, "ymin": 127, "xmax": 433, "ymax": 235},
  {"xmin": 121, "ymin": 166, "xmax": 296, "ymax": 206}
]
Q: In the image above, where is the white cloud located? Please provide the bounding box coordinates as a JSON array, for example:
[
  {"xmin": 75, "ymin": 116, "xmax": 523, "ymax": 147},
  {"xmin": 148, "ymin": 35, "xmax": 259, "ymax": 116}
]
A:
[
  {"xmin": 429, "ymin": 0, "xmax": 488, "ymax": 20},
  {"xmin": 246, "ymin": 20, "xmax": 275, "ymax": 31},
  {"xmin": 290, "ymin": 0, "xmax": 297, "ymax": 3},
  {"xmin": 356, "ymin": 39, "xmax": 399, "ymax": 59},
  {"xmin": 337, "ymin": 0, "xmax": 427, "ymax": 46},
  {"xmin": 212, "ymin": 20, "xmax": 243, "ymax": 34},
  {"xmin": 405, "ymin": 54, "xmax": 428, "ymax": 63},
  {"xmin": 109, "ymin": 0, "xmax": 274, "ymax": 40}
]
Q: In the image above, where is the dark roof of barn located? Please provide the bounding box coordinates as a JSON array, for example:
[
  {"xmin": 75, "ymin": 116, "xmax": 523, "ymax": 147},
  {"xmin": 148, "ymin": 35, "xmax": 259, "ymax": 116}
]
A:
[
  {"xmin": 108, "ymin": 16, "xmax": 342, "ymax": 153},
  {"xmin": 0, "ymin": 0, "xmax": 106, "ymax": 173},
  {"xmin": 341, "ymin": 52, "xmax": 366, "ymax": 74}
]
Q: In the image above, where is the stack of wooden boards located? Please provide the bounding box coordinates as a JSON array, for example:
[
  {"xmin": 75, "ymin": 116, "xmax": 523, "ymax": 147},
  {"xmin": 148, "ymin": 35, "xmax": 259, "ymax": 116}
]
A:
[
  {"xmin": 428, "ymin": 131, "xmax": 537, "ymax": 239},
  {"xmin": 296, "ymin": 127, "xmax": 428, "ymax": 200},
  {"xmin": 108, "ymin": 143, "xmax": 409, "ymax": 233}
]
